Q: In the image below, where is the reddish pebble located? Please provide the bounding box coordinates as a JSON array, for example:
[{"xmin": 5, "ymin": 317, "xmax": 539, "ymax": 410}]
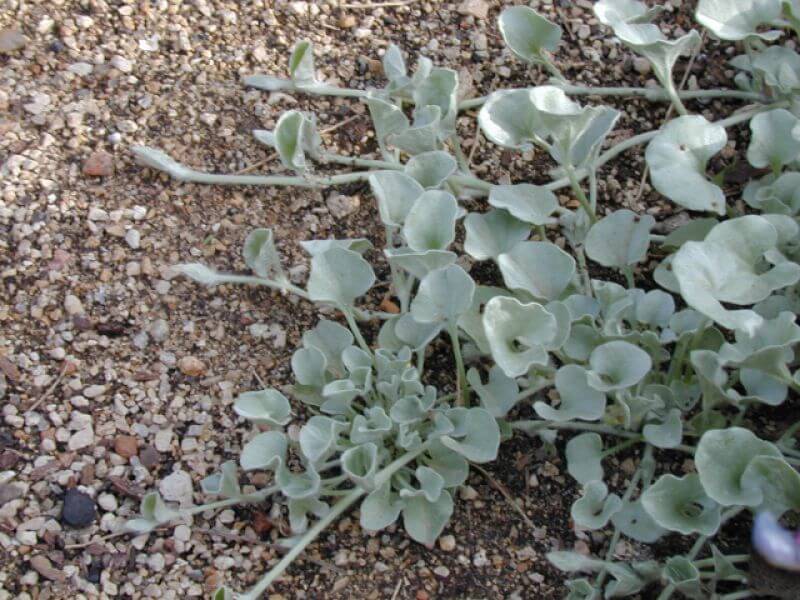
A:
[
  {"xmin": 252, "ymin": 511, "xmax": 273, "ymax": 536},
  {"xmin": 114, "ymin": 435, "xmax": 138, "ymax": 458},
  {"xmin": 83, "ymin": 150, "xmax": 114, "ymax": 177},
  {"xmin": 379, "ymin": 297, "xmax": 400, "ymax": 314},
  {"xmin": 178, "ymin": 356, "xmax": 206, "ymax": 376}
]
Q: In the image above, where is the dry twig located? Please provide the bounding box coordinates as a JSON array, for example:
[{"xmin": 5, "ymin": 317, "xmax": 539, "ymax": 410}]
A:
[{"xmin": 472, "ymin": 464, "xmax": 536, "ymax": 529}]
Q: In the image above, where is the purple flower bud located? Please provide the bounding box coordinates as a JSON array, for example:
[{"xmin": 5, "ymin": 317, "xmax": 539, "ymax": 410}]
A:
[{"xmin": 752, "ymin": 512, "xmax": 800, "ymax": 572}]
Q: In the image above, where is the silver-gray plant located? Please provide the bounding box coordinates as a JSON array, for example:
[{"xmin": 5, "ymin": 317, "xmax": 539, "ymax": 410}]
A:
[{"xmin": 130, "ymin": 2, "xmax": 800, "ymax": 598}]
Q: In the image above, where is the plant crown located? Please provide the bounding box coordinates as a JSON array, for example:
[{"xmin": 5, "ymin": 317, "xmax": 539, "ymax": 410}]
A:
[{"xmin": 130, "ymin": 1, "xmax": 800, "ymax": 598}]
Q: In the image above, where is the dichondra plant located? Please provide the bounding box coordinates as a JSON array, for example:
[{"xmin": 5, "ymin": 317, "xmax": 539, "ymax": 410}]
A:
[{"xmin": 130, "ymin": 1, "xmax": 800, "ymax": 598}]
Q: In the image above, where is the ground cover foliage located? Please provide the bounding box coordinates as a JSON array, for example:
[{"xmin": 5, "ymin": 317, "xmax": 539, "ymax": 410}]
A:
[{"xmin": 130, "ymin": 1, "xmax": 800, "ymax": 598}]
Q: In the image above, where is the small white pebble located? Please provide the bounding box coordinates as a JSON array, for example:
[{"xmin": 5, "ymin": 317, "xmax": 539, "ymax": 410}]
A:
[{"xmin": 125, "ymin": 229, "xmax": 141, "ymax": 249}]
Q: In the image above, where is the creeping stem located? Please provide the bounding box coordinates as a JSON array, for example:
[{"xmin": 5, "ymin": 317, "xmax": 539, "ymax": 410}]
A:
[
  {"xmin": 343, "ymin": 308, "xmax": 373, "ymax": 357},
  {"xmin": 566, "ymin": 166, "xmax": 597, "ymax": 223},
  {"xmin": 131, "ymin": 485, "xmax": 280, "ymax": 532},
  {"xmin": 457, "ymin": 86, "xmax": 768, "ymax": 111},
  {"xmin": 448, "ymin": 324, "xmax": 469, "ymax": 407},
  {"xmin": 238, "ymin": 487, "xmax": 366, "ymax": 600},
  {"xmin": 593, "ymin": 445, "xmax": 652, "ymax": 590}
]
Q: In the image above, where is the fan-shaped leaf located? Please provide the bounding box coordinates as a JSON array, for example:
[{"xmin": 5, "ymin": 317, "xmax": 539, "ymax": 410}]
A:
[
  {"xmin": 403, "ymin": 490, "xmax": 453, "ymax": 546},
  {"xmin": 366, "ymin": 94, "xmax": 410, "ymax": 151},
  {"xmin": 404, "ymin": 151, "xmax": 457, "ymax": 189},
  {"xmin": 440, "ymin": 408, "xmax": 501, "ymax": 463},
  {"xmin": 201, "ymin": 461, "xmax": 241, "ymax": 499},
  {"xmin": 464, "ymin": 209, "xmax": 530, "ymax": 261},
  {"xmin": 341, "ymin": 443, "xmax": 380, "ymax": 490},
  {"xmin": 467, "ymin": 366, "xmax": 520, "ymax": 419},
  {"xmin": 307, "ymin": 247, "xmax": 376, "ymax": 306},
  {"xmin": 271, "ymin": 110, "xmax": 322, "ymax": 173},
  {"xmin": 585, "ymin": 210, "xmax": 656, "ymax": 267},
  {"xmin": 741, "ymin": 456, "xmax": 800, "ymax": 515},
  {"xmin": 369, "ymin": 170, "xmax": 424, "ymax": 229},
  {"xmin": 299, "ymin": 416, "xmax": 348, "ymax": 464},
  {"xmin": 390, "ymin": 105, "xmax": 442, "ymax": 155},
  {"xmin": 478, "ymin": 87, "xmax": 619, "ymax": 168},
  {"xmin": 288, "ymin": 497, "xmax": 329, "ymax": 534},
  {"xmin": 411, "ymin": 265, "xmax": 475, "ymax": 325},
  {"xmin": 611, "ymin": 25, "xmax": 702, "ymax": 89},
  {"xmin": 384, "ymin": 248, "xmax": 457, "ymax": 279},
  {"xmin": 360, "ymin": 482, "xmax": 404, "ymax": 531},
  {"xmin": 403, "ymin": 190, "xmax": 460, "ymax": 252},
  {"xmin": 566, "ymin": 433, "xmax": 604, "ymax": 485},
  {"xmin": 488, "ymin": 184, "xmax": 559, "ymax": 225},
  {"xmin": 595, "ymin": 0, "xmax": 664, "ymax": 26},
  {"xmin": 483, "ymin": 296, "xmax": 563, "ymax": 377},
  {"xmin": 643, "ymin": 409, "xmax": 683, "ymax": 449},
  {"xmin": 399, "ymin": 466, "xmax": 445, "ymax": 503},
  {"xmin": 611, "ymin": 500, "xmax": 667, "ymax": 543},
  {"xmin": 240, "ymin": 431, "xmax": 288, "ymax": 471},
  {"xmin": 413, "ymin": 68, "xmax": 458, "ymax": 135},
  {"xmin": 498, "ymin": 241, "xmax": 576, "ymax": 301}
]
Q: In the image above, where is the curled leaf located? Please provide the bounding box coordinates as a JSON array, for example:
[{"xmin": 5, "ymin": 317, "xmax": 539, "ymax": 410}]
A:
[
  {"xmin": 534, "ymin": 364, "xmax": 606, "ymax": 422},
  {"xmin": 586, "ymin": 341, "xmax": 652, "ymax": 392},
  {"xmin": 498, "ymin": 5, "xmax": 562, "ymax": 63},
  {"xmin": 240, "ymin": 431, "xmax": 288, "ymax": 472},
  {"xmin": 645, "ymin": 115, "xmax": 728, "ymax": 215},
  {"xmin": 747, "ymin": 109, "xmax": 800, "ymax": 170},
  {"xmin": 695, "ymin": 0, "xmax": 783, "ymax": 41},
  {"xmin": 641, "ymin": 474, "xmax": 721, "ymax": 535},
  {"xmin": 695, "ymin": 427, "xmax": 782, "ymax": 506},
  {"xmin": 243, "ymin": 228, "xmax": 283, "ymax": 279},
  {"xmin": 483, "ymin": 296, "xmax": 565, "ymax": 378},
  {"xmin": 672, "ymin": 216, "xmax": 800, "ymax": 335},
  {"xmin": 571, "ymin": 481, "xmax": 623, "ymax": 530},
  {"xmin": 234, "ymin": 389, "xmax": 292, "ymax": 426}
]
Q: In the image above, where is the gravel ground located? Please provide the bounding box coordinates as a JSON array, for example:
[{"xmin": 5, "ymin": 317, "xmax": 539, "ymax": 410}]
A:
[{"xmin": 0, "ymin": 0, "xmax": 767, "ymax": 598}]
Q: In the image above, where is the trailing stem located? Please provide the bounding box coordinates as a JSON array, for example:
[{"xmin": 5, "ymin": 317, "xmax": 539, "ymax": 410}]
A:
[
  {"xmin": 448, "ymin": 324, "xmax": 469, "ymax": 407},
  {"xmin": 457, "ymin": 86, "xmax": 768, "ymax": 111},
  {"xmin": 343, "ymin": 308, "xmax": 373, "ymax": 357},
  {"xmin": 594, "ymin": 445, "xmax": 653, "ymax": 590},
  {"xmin": 566, "ymin": 166, "xmax": 598, "ymax": 223}
]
